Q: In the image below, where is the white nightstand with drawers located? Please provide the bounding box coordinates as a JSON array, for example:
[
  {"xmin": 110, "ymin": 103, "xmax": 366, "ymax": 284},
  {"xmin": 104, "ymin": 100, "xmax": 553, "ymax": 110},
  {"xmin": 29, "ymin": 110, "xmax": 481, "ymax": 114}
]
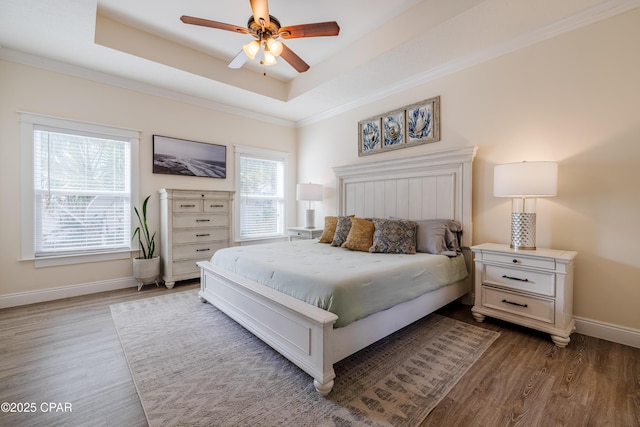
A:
[
  {"xmin": 287, "ymin": 227, "xmax": 323, "ymax": 241},
  {"xmin": 470, "ymin": 243, "xmax": 577, "ymax": 347}
]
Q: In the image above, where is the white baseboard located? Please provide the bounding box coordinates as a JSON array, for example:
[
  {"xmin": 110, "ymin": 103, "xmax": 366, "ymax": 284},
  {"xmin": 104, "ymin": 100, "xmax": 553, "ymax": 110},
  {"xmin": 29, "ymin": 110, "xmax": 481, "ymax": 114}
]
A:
[
  {"xmin": 575, "ymin": 316, "xmax": 640, "ymax": 349},
  {"xmin": 0, "ymin": 277, "xmax": 139, "ymax": 309}
]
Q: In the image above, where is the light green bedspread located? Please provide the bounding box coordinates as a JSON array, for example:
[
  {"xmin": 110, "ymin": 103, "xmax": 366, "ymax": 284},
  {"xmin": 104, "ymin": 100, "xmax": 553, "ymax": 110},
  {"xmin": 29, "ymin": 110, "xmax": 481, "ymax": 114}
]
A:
[{"xmin": 210, "ymin": 240, "xmax": 468, "ymax": 328}]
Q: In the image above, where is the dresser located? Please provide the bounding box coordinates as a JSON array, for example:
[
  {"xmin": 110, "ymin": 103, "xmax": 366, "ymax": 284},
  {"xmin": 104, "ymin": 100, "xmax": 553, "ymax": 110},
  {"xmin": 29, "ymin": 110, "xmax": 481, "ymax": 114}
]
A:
[
  {"xmin": 470, "ymin": 243, "xmax": 577, "ymax": 347},
  {"xmin": 287, "ymin": 227, "xmax": 323, "ymax": 241},
  {"xmin": 159, "ymin": 189, "xmax": 234, "ymax": 288}
]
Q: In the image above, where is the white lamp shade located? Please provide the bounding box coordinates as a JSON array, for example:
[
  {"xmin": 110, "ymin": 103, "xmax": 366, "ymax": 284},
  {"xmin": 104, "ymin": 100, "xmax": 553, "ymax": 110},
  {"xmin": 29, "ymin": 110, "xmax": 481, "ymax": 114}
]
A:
[
  {"xmin": 262, "ymin": 49, "xmax": 277, "ymax": 66},
  {"xmin": 494, "ymin": 161, "xmax": 558, "ymax": 197},
  {"xmin": 296, "ymin": 183, "xmax": 323, "ymax": 201},
  {"xmin": 242, "ymin": 40, "xmax": 260, "ymax": 59},
  {"xmin": 266, "ymin": 38, "xmax": 283, "ymax": 56}
]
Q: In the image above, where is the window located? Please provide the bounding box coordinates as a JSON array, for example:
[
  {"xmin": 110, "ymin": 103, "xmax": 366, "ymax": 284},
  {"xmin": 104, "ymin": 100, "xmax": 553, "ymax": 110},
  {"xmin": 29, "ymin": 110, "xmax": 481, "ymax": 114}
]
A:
[
  {"xmin": 235, "ymin": 146, "xmax": 288, "ymax": 241},
  {"xmin": 21, "ymin": 113, "xmax": 139, "ymax": 266}
]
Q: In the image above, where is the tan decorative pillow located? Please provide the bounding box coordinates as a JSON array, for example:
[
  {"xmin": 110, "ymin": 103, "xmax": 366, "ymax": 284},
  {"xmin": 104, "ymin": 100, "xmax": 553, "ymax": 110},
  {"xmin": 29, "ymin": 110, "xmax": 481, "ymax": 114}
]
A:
[
  {"xmin": 318, "ymin": 216, "xmax": 338, "ymax": 243},
  {"xmin": 341, "ymin": 218, "xmax": 375, "ymax": 252}
]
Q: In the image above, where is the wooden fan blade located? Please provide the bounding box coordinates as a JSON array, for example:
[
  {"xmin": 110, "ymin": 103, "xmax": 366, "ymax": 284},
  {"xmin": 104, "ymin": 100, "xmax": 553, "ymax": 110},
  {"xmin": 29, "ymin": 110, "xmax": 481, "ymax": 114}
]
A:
[
  {"xmin": 180, "ymin": 15, "xmax": 249, "ymax": 34},
  {"xmin": 228, "ymin": 50, "xmax": 248, "ymax": 69},
  {"xmin": 249, "ymin": 0, "xmax": 270, "ymax": 28},
  {"xmin": 279, "ymin": 22, "xmax": 340, "ymax": 39},
  {"xmin": 279, "ymin": 43, "xmax": 310, "ymax": 73}
]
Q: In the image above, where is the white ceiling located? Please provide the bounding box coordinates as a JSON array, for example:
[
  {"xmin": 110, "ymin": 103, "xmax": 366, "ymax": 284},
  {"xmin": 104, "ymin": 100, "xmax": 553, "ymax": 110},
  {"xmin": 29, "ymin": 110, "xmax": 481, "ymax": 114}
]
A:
[{"xmin": 1, "ymin": 0, "xmax": 638, "ymax": 127}]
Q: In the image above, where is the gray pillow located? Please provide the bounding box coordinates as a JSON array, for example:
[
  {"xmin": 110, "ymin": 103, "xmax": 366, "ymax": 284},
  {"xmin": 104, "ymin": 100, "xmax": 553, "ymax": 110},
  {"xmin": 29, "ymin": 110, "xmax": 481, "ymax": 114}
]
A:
[{"xmin": 415, "ymin": 219, "xmax": 462, "ymax": 256}]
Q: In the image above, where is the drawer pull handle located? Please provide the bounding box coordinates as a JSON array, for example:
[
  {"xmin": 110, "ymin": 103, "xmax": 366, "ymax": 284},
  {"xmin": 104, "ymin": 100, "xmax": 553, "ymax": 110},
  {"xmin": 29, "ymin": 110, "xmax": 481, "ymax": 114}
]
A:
[
  {"xmin": 502, "ymin": 299, "xmax": 528, "ymax": 308},
  {"xmin": 210, "ymin": 204, "xmax": 224, "ymax": 208},
  {"xmin": 180, "ymin": 204, "xmax": 196, "ymax": 208},
  {"xmin": 196, "ymin": 248, "xmax": 210, "ymax": 252},
  {"xmin": 512, "ymin": 259, "xmax": 519, "ymax": 264},
  {"xmin": 502, "ymin": 274, "xmax": 529, "ymax": 282},
  {"xmin": 196, "ymin": 219, "xmax": 210, "ymax": 222},
  {"xmin": 196, "ymin": 233, "xmax": 210, "ymax": 237}
]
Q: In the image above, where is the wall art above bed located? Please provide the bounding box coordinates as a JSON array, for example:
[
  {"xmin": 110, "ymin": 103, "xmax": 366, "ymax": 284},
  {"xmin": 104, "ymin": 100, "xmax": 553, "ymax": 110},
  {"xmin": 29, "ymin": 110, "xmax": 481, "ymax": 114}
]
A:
[
  {"xmin": 153, "ymin": 135, "xmax": 226, "ymax": 178},
  {"xmin": 358, "ymin": 96, "xmax": 440, "ymax": 157}
]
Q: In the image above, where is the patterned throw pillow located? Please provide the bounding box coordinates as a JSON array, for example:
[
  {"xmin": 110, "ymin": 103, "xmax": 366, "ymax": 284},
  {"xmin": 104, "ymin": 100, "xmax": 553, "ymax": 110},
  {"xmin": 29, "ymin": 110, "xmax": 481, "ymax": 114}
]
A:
[
  {"xmin": 331, "ymin": 216, "xmax": 353, "ymax": 247},
  {"xmin": 341, "ymin": 218, "xmax": 375, "ymax": 252},
  {"xmin": 369, "ymin": 218, "xmax": 418, "ymax": 254},
  {"xmin": 318, "ymin": 216, "xmax": 338, "ymax": 243}
]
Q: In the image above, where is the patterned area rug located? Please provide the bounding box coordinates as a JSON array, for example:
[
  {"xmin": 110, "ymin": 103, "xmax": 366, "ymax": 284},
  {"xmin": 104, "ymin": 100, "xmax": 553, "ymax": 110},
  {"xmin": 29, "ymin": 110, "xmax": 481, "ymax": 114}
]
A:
[{"xmin": 111, "ymin": 290, "xmax": 499, "ymax": 427}]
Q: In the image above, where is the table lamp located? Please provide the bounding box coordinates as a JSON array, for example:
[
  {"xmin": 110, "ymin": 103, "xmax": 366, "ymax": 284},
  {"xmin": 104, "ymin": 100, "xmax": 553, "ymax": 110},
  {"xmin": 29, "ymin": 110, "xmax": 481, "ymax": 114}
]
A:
[
  {"xmin": 296, "ymin": 183, "xmax": 323, "ymax": 229},
  {"xmin": 494, "ymin": 161, "xmax": 558, "ymax": 249}
]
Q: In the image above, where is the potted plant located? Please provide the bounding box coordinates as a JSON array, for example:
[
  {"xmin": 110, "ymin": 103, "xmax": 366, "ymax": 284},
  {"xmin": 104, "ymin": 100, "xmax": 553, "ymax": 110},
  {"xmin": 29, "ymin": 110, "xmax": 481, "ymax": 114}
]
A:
[{"xmin": 132, "ymin": 194, "xmax": 160, "ymax": 289}]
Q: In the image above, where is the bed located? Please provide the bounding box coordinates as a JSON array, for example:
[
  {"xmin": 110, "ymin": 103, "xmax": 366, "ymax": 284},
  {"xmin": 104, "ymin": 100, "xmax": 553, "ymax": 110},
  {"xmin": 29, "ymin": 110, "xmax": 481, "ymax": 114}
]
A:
[{"xmin": 197, "ymin": 146, "xmax": 477, "ymax": 395}]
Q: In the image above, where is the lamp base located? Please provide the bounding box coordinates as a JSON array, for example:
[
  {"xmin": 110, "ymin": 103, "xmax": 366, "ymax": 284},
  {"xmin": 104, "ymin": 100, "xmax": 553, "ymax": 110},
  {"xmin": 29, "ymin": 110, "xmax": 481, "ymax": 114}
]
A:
[
  {"xmin": 510, "ymin": 212, "xmax": 536, "ymax": 250},
  {"xmin": 305, "ymin": 209, "xmax": 315, "ymax": 229}
]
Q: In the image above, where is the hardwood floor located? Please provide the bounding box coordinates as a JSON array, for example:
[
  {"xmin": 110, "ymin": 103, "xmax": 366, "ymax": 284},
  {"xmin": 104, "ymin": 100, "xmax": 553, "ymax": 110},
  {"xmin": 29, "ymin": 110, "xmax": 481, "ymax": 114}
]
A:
[
  {"xmin": 0, "ymin": 283, "xmax": 638, "ymax": 427},
  {"xmin": 425, "ymin": 304, "xmax": 640, "ymax": 427}
]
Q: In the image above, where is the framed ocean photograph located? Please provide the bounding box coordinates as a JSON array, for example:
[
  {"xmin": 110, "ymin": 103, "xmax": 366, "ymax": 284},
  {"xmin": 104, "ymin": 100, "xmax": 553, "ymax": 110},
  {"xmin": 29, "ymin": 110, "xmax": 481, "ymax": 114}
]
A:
[
  {"xmin": 382, "ymin": 109, "xmax": 405, "ymax": 148},
  {"xmin": 406, "ymin": 96, "xmax": 440, "ymax": 145},
  {"xmin": 358, "ymin": 117, "xmax": 382, "ymax": 156},
  {"xmin": 153, "ymin": 135, "xmax": 226, "ymax": 178}
]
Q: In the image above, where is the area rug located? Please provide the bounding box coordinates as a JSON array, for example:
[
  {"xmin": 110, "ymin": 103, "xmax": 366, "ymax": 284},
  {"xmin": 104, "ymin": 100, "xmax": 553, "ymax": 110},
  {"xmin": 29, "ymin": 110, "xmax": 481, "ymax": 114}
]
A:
[{"xmin": 111, "ymin": 290, "xmax": 499, "ymax": 427}]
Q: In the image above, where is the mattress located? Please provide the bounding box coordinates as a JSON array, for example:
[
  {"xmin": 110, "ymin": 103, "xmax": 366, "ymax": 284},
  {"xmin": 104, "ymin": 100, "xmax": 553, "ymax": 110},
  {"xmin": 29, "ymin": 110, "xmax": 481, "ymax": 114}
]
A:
[{"xmin": 210, "ymin": 240, "xmax": 469, "ymax": 327}]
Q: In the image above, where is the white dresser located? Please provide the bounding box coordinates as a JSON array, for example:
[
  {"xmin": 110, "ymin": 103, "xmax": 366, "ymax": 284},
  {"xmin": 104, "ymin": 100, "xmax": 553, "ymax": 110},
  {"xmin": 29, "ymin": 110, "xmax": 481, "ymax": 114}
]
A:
[
  {"xmin": 159, "ymin": 189, "xmax": 234, "ymax": 288},
  {"xmin": 470, "ymin": 243, "xmax": 577, "ymax": 347}
]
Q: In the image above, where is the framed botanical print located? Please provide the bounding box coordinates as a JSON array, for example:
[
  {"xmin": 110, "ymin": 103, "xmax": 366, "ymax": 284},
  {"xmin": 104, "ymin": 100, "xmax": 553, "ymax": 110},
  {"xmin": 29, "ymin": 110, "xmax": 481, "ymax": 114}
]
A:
[
  {"xmin": 382, "ymin": 109, "xmax": 405, "ymax": 148},
  {"xmin": 358, "ymin": 117, "xmax": 382, "ymax": 156},
  {"xmin": 357, "ymin": 96, "xmax": 441, "ymax": 156},
  {"xmin": 406, "ymin": 96, "xmax": 440, "ymax": 145}
]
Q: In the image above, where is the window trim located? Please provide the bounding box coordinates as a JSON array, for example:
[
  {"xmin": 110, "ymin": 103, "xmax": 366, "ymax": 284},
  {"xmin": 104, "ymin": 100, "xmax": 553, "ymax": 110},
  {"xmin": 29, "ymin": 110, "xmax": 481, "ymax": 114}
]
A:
[
  {"xmin": 234, "ymin": 145, "xmax": 289, "ymax": 243},
  {"xmin": 20, "ymin": 112, "xmax": 140, "ymax": 267}
]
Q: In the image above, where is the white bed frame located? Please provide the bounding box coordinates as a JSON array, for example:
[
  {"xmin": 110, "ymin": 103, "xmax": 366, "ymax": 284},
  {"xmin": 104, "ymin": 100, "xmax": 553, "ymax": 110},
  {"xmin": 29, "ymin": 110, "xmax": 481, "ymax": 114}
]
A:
[{"xmin": 197, "ymin": 146, "xmax": 477, "ymax": 395}]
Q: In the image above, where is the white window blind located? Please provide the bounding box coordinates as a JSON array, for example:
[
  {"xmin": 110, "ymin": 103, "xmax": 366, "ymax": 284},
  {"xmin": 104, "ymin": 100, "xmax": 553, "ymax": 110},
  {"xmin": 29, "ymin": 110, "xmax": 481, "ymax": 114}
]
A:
[
  {"xmin": 33, "ymin": 125, "xmax": 132, "ymax": 256},
  {"xmin": 237, "ymin": 149, "xmax": 286, "ymax": 240}
]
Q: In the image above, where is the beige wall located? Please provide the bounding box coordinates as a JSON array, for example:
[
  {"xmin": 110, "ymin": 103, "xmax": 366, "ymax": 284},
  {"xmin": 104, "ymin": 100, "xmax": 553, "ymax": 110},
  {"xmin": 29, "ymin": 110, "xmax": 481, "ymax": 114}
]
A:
[
  {"xmin": 1, "ymin": 8, "xmax": 638, "ymax": 333},
  {"xmin": 0, "ymin": 61, "xmax": 296, "ymax": 296},
  {"xmin": 298, "ymin": 9, "xmax": 640, "ymax": 330}
]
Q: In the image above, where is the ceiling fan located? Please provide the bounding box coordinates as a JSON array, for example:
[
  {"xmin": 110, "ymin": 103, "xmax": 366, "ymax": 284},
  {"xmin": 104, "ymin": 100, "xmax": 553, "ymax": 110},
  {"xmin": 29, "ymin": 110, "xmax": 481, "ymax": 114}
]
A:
[{"xmin": 180, "ymin": 0, "xmax": 340, "ymax": 73}]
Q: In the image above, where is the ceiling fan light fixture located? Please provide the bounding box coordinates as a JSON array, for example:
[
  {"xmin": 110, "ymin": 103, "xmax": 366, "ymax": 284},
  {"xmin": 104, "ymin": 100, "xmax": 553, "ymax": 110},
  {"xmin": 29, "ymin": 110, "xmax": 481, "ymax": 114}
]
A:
[
  {"xmin": 242, "ymin": 40, "xmax": 260, "ymax": 59},
  {"xmin": 266, "ymin": 38, "xmax": 283, "ymax": 57},
  {"xmin": 180, "ymin": 1, "xmax": 340, "ymax": 73}
]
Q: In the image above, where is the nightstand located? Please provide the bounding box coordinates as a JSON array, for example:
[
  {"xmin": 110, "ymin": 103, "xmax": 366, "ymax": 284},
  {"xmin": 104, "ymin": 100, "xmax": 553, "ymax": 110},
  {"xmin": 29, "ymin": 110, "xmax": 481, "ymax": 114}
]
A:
[
  {"xmin": 287, "ymin": 227, "xmax": 323, "ymax": 241},
  {"xmin": 470, "ymin": 243, "xmax": 577, "ymax": 347}
]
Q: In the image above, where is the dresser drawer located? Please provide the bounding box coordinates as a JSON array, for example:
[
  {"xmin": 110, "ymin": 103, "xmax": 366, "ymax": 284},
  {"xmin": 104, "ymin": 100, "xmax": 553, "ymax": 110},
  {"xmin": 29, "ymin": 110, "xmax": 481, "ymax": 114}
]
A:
[
  {"xmin": 173, "ymin": 214, "xmax": 229, "ymax": 228},
  {"xmin": 173, "ymin": 200, "xmax": 203, "ymax": 213},
  {"xmin": 483, "ymin": 252, "xmax": 555, "ymax": 270},
  {"xmin": 172, "ymin": 259, "xmax": 203, "ymax": 276},
  {"xmin": 173, "ymin": 228, "xmax": 229, "ymax": 244},
  {"xmin": 482, "ymin": 286, "xmax": 554, "ymax": 324},
  {"xmin": 204, "ymin": 200, "xmax": 229, "ymax": 213},
  {"xmin": 483, "ymin": 264, "xmax": 555, "ymax": 296},
  {"xmin": 172, "ymin": 242, "xmax": 228, "ymax": 261}
]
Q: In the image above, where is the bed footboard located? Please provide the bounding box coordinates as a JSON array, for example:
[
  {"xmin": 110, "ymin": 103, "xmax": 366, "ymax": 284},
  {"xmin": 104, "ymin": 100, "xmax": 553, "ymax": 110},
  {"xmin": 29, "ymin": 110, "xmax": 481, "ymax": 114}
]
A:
[{"xmin": 197, "ymin": 261, "xmax": 338, "ymax": 395}]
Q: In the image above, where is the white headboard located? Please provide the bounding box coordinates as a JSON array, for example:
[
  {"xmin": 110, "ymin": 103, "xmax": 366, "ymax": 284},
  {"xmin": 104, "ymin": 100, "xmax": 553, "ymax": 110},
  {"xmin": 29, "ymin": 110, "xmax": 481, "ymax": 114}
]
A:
[{"xmin": 333, "ymin": 146, "xmax": 477, "ymax": 248}]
